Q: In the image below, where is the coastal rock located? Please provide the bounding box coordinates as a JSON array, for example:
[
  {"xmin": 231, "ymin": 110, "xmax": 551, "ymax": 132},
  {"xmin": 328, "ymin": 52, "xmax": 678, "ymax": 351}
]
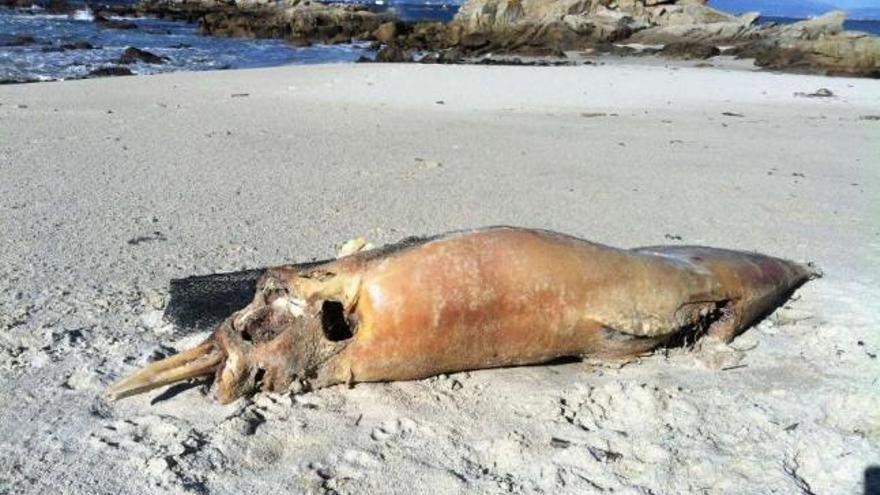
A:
[
  {"xmin": 327, "ymin": 33, "xmax": 352, "ymax": 44},
  {"xmin": 374, "ymin": 44, "xmax": 413, "ymax": 63},
  {"xmin": 288, "ymin": 36, "xmax": 312, "ymax": 47},
  {"xmin": 744, "ymin": 33, "xmax": 880, "ymax": 78},
  {"xmin": 44, "ymin": 0, "xmax": 76, "ymax": 14},
  {"xmin": 0, "ymin": 0, "xmax": 75, "ymax": 13},
  {"xmin": 627, "ymin": 8, "xmax": 759, "ymax": 45},
  {"xmin": 628, "ymin": 21, "xmax": 758, "ymax": 44},
  {"xmin": 459, "ymin": 31, "xmax": 489, "ymax": 48},
  {"xmin": 454, "ymin": 0, "xmax": 588, "ymax": 32},
  {"xmin": 447, "ymin": 0, "xmax": 869, "ymax": 62},
  {"xmin": 127, "ymin": 0, "xmax": 879, "ymax": 77},
  {"xmin": 95, "ymin": 13, "xmax": 139, "ymax": 30},
  {"xmin": 0, "ymin": 77, "xmax": 40, "ymax": 84},
  {"xmin": 0, "ymin": 0, "xmax": 33, "ymax": 8},
  {"xmin": 66, "ymin": 40, "xmax": 96, "ymax": 50},
  {"xmin": 643, "ymin": 0, "xmax": 708, "ymax": 4},
  {"xmin": 563, "ymin": 7, "xmax": 645, "ymax": 41},
  {"xmin": 132, "ymin": 0, "xmax": 395, "ymax": 45},
  {"xmin": 196, "ymin": 2, "xmax": 390, "ymax": 45},
  {"xmin": 645, "ymin": 3, "xmax": 738, "ymax": 26},
  {"xmin": 447, "ymin": 0, "xmax": 737, "ymax": 54},
  {"xmin": 592, "ymin": 41, "xmax": 659, "ymax": 56},
  {"xmin": 418, "ymin": 48, "xmax": 465, "ymax": 64},
  {"xmin": 734, "ymin": 12, "xmax": 880, "ymax": 78},
  {"xmin": 118, "ymin": 47, "xmax": 168, "ymax": 64},
  {"xmin": 0, "ymin": 35, "xmax": 38, "ymax": 47},
  {"xmin": 659, "ymin": 40, "xmax": 719, "ymax": 59},
  {"xmin": 135, "ymin": 0, "xmax": 213, "ymax": 22},
  {"xmin": 775, "ymin": 10, "xmax": 845, "ymax": 41},
  {"xmin": 474, "ymin": 55, "xmax": 570, "ymax": 65},
  {"xmin": 41, "ymin": 41, "xmax": 96, "ymax": 52},
  {"xmin": 453, "ymin": 0, "xmax": 524, "ymax": 32},
  {"xmin": 446, "ymin": 14, "xmax": 626, "ymax": 54},
  {"xmin": 88, "ymin": 66, "xmax": 134, "ymax": 77},
  {"xmin": 200, "ymin": 7, "xmax": 288, "ymax": 38},
  {"xmin": 629, "ymin": 8, "xmax": 860, "ymax": 65},
  {"xmin": 373, "ymin": 21, "xmax": 399, "ymax": 44},
  {"xmin": 402, "ymin": 22, "xmax": 449, "ymax": 49}
]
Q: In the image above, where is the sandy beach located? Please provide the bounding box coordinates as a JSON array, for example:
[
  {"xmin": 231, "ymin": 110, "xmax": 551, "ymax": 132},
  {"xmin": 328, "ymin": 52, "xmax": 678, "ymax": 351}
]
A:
[{"xmin": 1, "ymin": 62, "xmax": 879, "ymax": 494}]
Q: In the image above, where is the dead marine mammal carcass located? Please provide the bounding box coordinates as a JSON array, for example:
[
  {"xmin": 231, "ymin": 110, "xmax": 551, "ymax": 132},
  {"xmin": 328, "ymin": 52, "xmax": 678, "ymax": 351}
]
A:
[{"xmin": 107, "ymin": 227, "xmax": 818, "ymax": 404}]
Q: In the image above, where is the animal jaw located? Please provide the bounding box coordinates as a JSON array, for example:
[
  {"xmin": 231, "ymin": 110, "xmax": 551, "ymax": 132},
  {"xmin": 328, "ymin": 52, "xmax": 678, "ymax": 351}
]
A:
[{"xmin": 107, "ymin": 227, "xmax": 819, "ymax": 404}]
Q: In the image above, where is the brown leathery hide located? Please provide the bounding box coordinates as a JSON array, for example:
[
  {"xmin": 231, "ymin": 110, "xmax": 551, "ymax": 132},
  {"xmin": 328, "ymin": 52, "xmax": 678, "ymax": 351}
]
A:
[{"xmin": 107, "ymin": 227, "xmax": 819, "ymax": 404}]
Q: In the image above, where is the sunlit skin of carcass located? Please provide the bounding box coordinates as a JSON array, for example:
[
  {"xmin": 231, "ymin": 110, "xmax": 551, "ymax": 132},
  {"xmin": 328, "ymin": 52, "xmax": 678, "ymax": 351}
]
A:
[{"xmin": 107, "ymin": 227, "xmax": 818, "ymax": 404}]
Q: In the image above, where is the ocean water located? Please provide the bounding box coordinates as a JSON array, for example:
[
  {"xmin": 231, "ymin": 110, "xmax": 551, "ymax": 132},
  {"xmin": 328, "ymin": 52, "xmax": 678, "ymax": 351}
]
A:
[
  {"xmin": 2, "ymin": 4, "xmax": 878, "ymax": 83},
  {"xmin": 0, "ymin": 6, "xmax": 372, "ymax": 82},
  {"xmin": 368, "ymin": 2, "xmax": 458, "ymax": 23},
  {"xmin": 846, "ymin": 19, "xmax": 880, "ymax": 35}
]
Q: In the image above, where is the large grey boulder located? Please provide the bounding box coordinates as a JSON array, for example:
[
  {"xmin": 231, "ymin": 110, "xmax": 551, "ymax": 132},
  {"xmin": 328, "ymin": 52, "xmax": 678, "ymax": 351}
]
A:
[
  {"xmin": 775, "ymin": 10, "xmax": 845, "ymax": 40},
  {"xmin": 738, "ymin": 12, "xmax": 880, "ymax": 77},
  {"xmin": 451, "ymin": 0, "xmax": 655, "ymax": 49}
]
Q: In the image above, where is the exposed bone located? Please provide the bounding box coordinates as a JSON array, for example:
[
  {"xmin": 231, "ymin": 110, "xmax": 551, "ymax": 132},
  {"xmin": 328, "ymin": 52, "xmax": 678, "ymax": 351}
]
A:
[
  {"xmin": 107, "ymin": 227, "xmax": 818, "ymax": 405},
  {"xmin": 106, "ymin": 341, "xmax": 223, "ymax": 401},
  {"xmin": 336, "ymin": 237, "xmax": 374, "ymax": 258}
]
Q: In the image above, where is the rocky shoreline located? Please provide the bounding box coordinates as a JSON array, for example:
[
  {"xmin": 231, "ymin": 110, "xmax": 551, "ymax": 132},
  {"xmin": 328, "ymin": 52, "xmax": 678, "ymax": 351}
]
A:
[
  {"xmin": 4, "ymin": 0, "xmax": 880, "ymax": 77},
  {"xmin": 118, "ymin": 0, "xmax": 879, "ymax": 76}
]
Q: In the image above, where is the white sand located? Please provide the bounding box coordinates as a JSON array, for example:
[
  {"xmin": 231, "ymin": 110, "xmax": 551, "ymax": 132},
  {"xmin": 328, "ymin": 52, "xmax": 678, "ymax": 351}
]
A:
[{"xmin": 1, "ymin": 62, "xmax": 878, "ymax": 494}]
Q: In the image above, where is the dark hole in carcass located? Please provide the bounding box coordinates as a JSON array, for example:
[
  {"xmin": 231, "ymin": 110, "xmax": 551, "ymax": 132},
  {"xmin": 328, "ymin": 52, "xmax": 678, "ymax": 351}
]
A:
[
  {"xmin": 254, "ymin": 368, "xmax": 266, "ymax": 388},
  {"xmin": 664, "ymin": 300, "xmax": 732, "ymax": 349},
  {"xmin": 238, "ymin": 307, "xmax": 288, "ymax": 343},
  {"xmin": 321, "ymin": 301, "xmax": 354, "ymax": 341}
]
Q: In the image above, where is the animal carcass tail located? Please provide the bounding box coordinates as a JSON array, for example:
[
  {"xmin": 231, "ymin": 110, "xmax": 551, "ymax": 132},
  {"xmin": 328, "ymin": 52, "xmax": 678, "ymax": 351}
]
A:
[{"xmin": 633, "ymin": 245, "xmax": 821, "ymax": 342}]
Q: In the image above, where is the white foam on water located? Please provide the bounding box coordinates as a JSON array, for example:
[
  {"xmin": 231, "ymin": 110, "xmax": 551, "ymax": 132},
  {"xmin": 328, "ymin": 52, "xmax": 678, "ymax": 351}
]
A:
[
  {"xmin": 0, "ymin": 7, "xmax": 380, "ymax": 81},
  {"xmin": 71, "ymin": 8, "xmax": 94, "ymax": 22}
]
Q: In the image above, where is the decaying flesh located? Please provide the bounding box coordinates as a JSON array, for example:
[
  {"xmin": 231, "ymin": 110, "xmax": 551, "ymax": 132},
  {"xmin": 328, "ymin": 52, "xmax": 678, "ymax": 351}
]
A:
[{"xmin": 107, "ymin": 227, "xmax": 818, "ymax": 404}]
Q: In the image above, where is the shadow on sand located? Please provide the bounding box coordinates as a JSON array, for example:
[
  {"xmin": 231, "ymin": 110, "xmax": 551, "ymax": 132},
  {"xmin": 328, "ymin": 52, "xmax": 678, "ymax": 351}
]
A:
[{"xmin": 867, "ymin": 466, "xmax": 880, "ymax": 495}]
